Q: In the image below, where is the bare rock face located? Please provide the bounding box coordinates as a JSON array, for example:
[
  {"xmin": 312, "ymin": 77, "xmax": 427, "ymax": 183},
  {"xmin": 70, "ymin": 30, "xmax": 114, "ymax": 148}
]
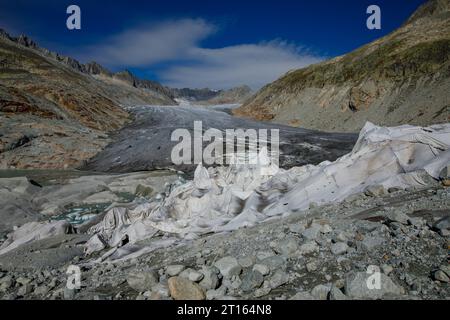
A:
[
  {"xmin": 0, "ymin": 29, "xmax": 176, "ymax": 169},
  {"xmin": 234, "ymin": 0, "xmax": 450, "ymax": 132},
  {"xmin": 168, "ymin": 277, "xmax": 206, "ymax": 300}
]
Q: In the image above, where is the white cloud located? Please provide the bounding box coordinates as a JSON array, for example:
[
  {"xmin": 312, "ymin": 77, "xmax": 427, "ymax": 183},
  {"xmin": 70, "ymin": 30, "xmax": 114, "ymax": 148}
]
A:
[
  {"xmin": 80, "ymin": 19, "xmax": 215, "ymax": 66},
  {"xmin": 78, "ymin": 19, "xmax": 323, "ymax": 89},
  {"xmin": 164, "ymin": 41, "xmax": 323, "ymax": 89}
]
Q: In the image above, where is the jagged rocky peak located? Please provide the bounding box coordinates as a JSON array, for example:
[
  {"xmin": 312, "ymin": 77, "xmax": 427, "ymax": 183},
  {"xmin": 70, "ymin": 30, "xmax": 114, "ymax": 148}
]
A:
[
  {"xmin": 0, "ymin": 28, "xmax": 12, "ymax": 41},
  {"xmin": 113, "ymin": 69, "xmax": 136, "ymax": 85},
  {"xmin": 16, "ymin": 34, "xmax": 38, "ymax": 49},
  {"xmin": 406, "ymin": 0, "xmax": 450, "ymax": 24},
  {"xmin": 84, "ymin": 61, "xmax": 112, "ymax": 76},
  {"xmin": 0, "ymin": 29, "xmax": 88, "ymax": 73}
]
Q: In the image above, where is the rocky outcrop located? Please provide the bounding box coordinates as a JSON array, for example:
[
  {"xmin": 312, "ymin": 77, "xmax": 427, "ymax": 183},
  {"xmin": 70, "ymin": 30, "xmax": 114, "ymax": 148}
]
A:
[
  {"xmin": 171, "ymin": 87, "xmax": 220, "ymax": 102},
  {"xmin": 200, "ymin": 85, "xmax": 253, "ymax": 105},
  {"xmin": 235, "ymin": 0, "xmax": 450, "ymax": 132},
  {"xmin": 111, "ymin": 70, "xmax": 175, "ymax": 102},
  {"xmin": 171, "ymin": 86, "xmax": 252, "ymax": 104},
  {"xmin": 84, "ymin": 61, "xmax": 112, "ymax": 77},
  {"xmin": 0, "ymin": 29, "xmax": 177, "ymax": 106},
  {"xmin": 0, "ymin": 29, "xmax": 175, "ymax": 169}
]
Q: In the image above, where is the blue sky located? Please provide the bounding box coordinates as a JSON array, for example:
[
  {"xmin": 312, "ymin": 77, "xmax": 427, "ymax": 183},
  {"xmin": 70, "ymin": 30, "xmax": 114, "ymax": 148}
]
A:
[{"xmin": 0, "ymin": 0, "xmax": 426, "ymax": 89}]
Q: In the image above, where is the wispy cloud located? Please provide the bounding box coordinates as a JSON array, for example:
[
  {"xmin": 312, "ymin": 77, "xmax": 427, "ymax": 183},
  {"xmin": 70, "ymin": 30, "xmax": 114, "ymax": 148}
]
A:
[
  {"xmin": 76, "ymin": 19, "xmax": 323, "ymax": 89},
  {"xmin": 164, "ymin": 41, "xmax": 322, "ymax": 89},
  {"xmin": 79, "ymin": 19, "xmax": 215, "ymax": 66}
]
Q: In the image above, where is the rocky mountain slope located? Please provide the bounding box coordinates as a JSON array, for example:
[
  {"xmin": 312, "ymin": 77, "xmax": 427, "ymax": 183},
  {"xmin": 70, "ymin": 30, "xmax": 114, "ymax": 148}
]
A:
[
  {"xmin": 171, "ymin": 87, "xmax": 219, "ymax": 102},
  {"xmin": 0, "ymin": 29, "xmax": 175, "ymax": 169},
  {"xmin": 200, "ymin": 85, "xmax": 253, "ymax": 105},
  {"xmin": 234, "ymin": 0, "xmax": 450, "ymax": 132},
  {"xmin": 172, "ymin": 85, "xmax": 253, "ymax": 104}
]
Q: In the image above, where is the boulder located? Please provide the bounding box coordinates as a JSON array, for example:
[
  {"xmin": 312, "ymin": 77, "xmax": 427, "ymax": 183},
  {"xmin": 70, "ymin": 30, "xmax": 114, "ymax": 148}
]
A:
[{"xmin": 168, "ymin": 276, "xmax": 205, "ymax": 300}]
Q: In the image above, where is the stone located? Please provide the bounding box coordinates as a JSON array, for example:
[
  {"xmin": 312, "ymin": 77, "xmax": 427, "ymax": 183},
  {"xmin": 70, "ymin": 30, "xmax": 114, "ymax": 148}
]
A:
[
  {"xmin": 256, "ymin": 250, "xmax": 275, "ymax": 260},
  {"xmin": 289, "ymin": 224, "xmax": 305, "ymax": 234},
  {"xmin": 135, "ymin": 184, "xmax": 154, "ymax": 198},
  {"xmin": 306, "ymin": 261, "xmax": 318, "ymax": 272},
  {"xmin": 364, "ymin": 185, "xmax": 386, "ymax": 197},
  {"xmin": 361, "ymin": 236, "xmax": 385, "ymax": 251},
  {"xmin": 0, "ymin": 276, "xmax": 14, "ymax": 291},
  {"xmin": 311, "ymin": 284, "xmax": 330, "ymax": 300},
  {"xmin": 214, "ymin": 256, "xmax": 242, "ymax": 278},
  {"xmin": 388, "ymin": 187, "xmax": 402, "ymax": 193},
  {"xmin": 387, "ymin": 212, "xmax": 409, "ymax": 225},
  {"xmin": 151, "ymin": 283, "xmax": 170, "ymax": 298},
  {"xmin": 253, "ymin": 264, "xmax": 270, "ymax": 276},
  {"xmin": 17, "ymin": 284, "xmax": 33, "ymax": 296},
  {"xmin": 253, "ymin": 287, "xmax": 271, "ymax": 298},
  {"xmin": 329, "ymin": 285, "xmax": 348, "ymax": 300},
  {"xmin": 301, "ymin": 224, "xmax": 321, "ymax": 240},
  {"xmin": 408, "ymin": 217, "xmax": 425, "ymax": 227},
  {"xmin": 433, "ymin": 216, "xmax": 450, "ymax": 233},
  {"xmin": 126, "ymin": 269, "xmax": 159, "ymax": 292},
  {"xmin": 238, "ymin": 256, "xmax": 255, "ymax": 268},
  {"xmin": 336, "ymin": 232, "xmax": 348, "ymax": 242},
  {"xmin": 206, "ymin": 286, "xmax": 227, "ymax": 300},
  {"xmin": 268, "ymin": 270, "xmax": 289, "ymax": 289},
  {"xmin": 168, "ymin": 276, "xmax": 205, "ymax": 300},
  {"xmin": 331, "ymin": 242, "xmax": 348, "ymax": 255},
  {"xmin": 289, "ymin": 292, "xmax": 315, "ymax": 300},
  {"xmin": 199, "ymin": 266, "xmax": 220, "ymax": 290},
  {"xmin": 179, "ymin": 268, "xmax": 204, "ymax": 282},
  {"xmin": 439, "ymin": 265, "xmax": 450, "ymax": 277},
  {"xmin": 433, "ymin": 270, "xmax": 449, "ymax": 283},
  {"xmin": 260, "ymin": 256, "xmax": 286, "ymax": 272},
  {"xmin": 15, "ymin": 276, "xmax": 31, "ymax": 286},
  {"xmin": 166, "ymin": 265, "xmax": 185, "ymax": 277},
  {"xmin": 63, "ymin": 287, "xmax": 76, "ymax": 300},
  {"xmin": 381, "ymin": 264, "xmax": 393, "ymax": 275},
  {"xmin": 355, "ymin": 220, "xmax": 379, "ymax": 233},
  {"xmin": 240, "ymin": 270, "xmax": 264, "ymax": 292},
  {"xmin": 299, "ymin": 241, "xmax": 319, "ymax": 255},
  {"xmin": 344, "ymin": 271, "xmax": 404, "ymax": 299},
  {"xmin": 321, "ymin": 224, "xmax": 333, "ymax": 234},
  {"xmin": 274, "ymin": 237, "xmax": 299, "ymax": 256},
  {"xmin": 34, "ymin": 285, "xmax": 50, "ymax": 296},
  {"xmin": 439, "ymin": 165, "xmax": 449, "ymax": 180},
  {"xmin": 188, "ymin": 271, "xmax": 204, "ymax": 282}
]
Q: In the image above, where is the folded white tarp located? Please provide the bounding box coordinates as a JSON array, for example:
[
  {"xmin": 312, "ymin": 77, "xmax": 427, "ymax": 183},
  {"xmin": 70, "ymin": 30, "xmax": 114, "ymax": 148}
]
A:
[
  {"xmin": 0, "ymin": 220, "xmax": 71, "ymax": 255},
  {"xmin": 1, "ymin": 122, "xmax": 449, "ymax": 261},
  {"xmin": 81, "ymin": 122, "xmax": 450, "ymax": 259}
]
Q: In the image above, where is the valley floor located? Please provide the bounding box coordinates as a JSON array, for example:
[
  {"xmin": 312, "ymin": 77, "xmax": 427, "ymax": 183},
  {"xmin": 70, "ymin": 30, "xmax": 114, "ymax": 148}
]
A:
[
  {"xmin": 0, "ymin": 105, "xmax": 448, "ymax": 300},
  {"xmin": 0, "ymin": 178, "xmax": 449, "ymax": 300}
]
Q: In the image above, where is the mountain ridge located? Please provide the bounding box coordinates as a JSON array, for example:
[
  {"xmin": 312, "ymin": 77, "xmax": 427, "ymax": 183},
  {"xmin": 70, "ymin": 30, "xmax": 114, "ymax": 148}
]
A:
[
  {"xmin": 234, "ymin": 0, "xmax": 450, "ymax": 132},
  {"xmin": 0, "ymin": 27, "xmax": 177, "ymax": 169},
  {"xmin": 0, "ymin": 29, "xmax": 251, "ymax": 106}
]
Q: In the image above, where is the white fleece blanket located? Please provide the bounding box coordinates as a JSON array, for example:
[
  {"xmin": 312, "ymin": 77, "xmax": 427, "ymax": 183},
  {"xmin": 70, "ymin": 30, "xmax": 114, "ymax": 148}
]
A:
[
  {"xmin": 81, "ymin": 122, "xmax": 450, "ymax": 260},
  {"xmin": 1, "ymin": 122, "xmax": 449, "ymax": 261}
]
